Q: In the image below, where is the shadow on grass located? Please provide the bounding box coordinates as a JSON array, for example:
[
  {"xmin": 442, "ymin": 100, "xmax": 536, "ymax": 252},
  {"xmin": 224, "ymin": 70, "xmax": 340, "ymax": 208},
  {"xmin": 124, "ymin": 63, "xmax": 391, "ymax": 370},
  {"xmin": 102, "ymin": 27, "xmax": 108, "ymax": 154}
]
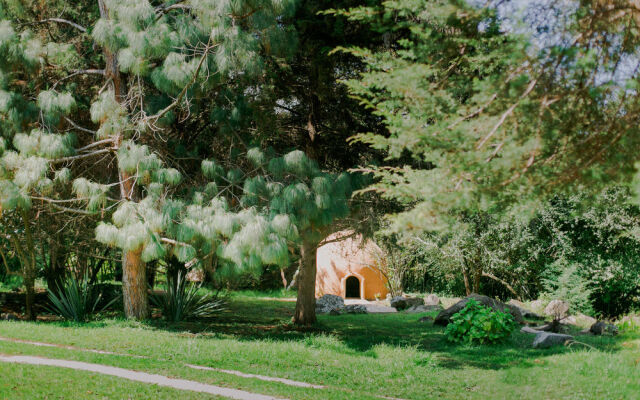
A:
[
  {"xmin": 20, "ymin": 296, "xmax": 630, "ymax": 372},
  {"xmin": 140, "ymin": 297, "xmax": 628, "ymax": 371}
]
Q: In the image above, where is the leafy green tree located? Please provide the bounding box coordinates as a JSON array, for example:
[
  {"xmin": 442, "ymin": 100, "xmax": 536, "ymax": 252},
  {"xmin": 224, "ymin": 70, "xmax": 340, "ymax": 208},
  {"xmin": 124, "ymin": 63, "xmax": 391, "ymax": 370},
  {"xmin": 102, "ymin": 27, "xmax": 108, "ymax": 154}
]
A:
[{"xmin": 330, "ymin": 0, "xmax": 640, "ymax": 234}]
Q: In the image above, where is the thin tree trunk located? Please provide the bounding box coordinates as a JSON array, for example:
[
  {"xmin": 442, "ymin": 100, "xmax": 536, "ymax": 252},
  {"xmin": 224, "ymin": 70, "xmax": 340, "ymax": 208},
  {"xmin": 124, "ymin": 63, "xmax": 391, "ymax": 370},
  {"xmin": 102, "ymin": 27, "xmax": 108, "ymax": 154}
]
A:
[
  {"xmin": 472, "ymin": 266, "xmax": 482, "ymax": 294},
  {"xmin": 294, "ymin": 239, "xmax": 318, "ymax": 326},
  {"xmin": 46, "ymin": 237, "xmax": 66, "ymax": 291},
  {"xmin": 122, "ymin": 248, "xmax": 148, "ymax": 319},
  {"xmin": 462, "ymin": 259, "xmax": 472, "ymax": 296},
  {"xmin": 21, "ymin": 210, "xmax": 37, "ymax": 320},
  {"xmin": 99, "ymin": 0, "xmax": 147, "ymax": 319}
]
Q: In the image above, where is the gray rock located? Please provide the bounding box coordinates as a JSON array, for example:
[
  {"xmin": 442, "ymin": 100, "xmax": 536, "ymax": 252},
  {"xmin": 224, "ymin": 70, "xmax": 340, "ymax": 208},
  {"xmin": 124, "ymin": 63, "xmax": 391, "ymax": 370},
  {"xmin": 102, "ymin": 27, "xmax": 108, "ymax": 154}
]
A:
[
  {"xmin": 544, "ymin": 300, "xmax": 570, "ymax": 320},
  {"xmin": 389, "ymin": 296, "xmax": 407, "ymax": 310},
  {"xmin": 559, "ymin": 315, "xmax": 578, "ymax": 326},
  {"xmin": 529, "ymin": 299, "xmax": 546, "ymax": 314},
  {"xmin": 508, "ymin": 299, "xmax": 544, "ymax": 320},
  {"xmin": 344, "ymin": 304, "xmax": 367, "ymax": 314},
  {"xmin": 424, "ymin": 294, "xmax": 440, "ymax": 306},
  {"xmin": 316, "ymin": 294, "xmax": 345, "ymax": 314},
  {"xmin": 434, "ymin": 294, "xmax": 525, "ymax": 326},
  {"xmin": 406, "ymin": 297, "xmax": 424, "ymax": 307},
  {"xmin": 532, "ymin": 331, "xmax": 574, "ymax": 348},
  {"xmin": 577, "ymin": 313, "xmax": 598, "ymax": 326},
  {"xmin": 405, "ymin": 304, "xmax": 443, "ymax": 313},
  {"xmin": 390, "ymin": 296, "xmax": 423, "ymax": 310},
  {"xmin": 590, "ymin": 321, "xmax": 618, "ymax": 336},
  {"xmin": 520, "ymin": 326, "xmax": 541, "ymax": 334},
  {"xmin": 0, "ymin": 313, "xmax": 18, "ymax": 321},
  {"xmin": 418, "ymin": 316, "xmax": 433, "ymax": 323}
]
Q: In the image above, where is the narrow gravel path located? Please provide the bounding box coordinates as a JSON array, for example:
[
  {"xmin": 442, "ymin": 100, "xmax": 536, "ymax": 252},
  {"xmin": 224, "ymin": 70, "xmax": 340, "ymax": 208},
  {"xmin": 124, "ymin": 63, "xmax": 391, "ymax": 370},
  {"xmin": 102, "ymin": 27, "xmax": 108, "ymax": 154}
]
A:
[{"xmin": 0, "ymin": 353, "xmax": 286, "ymax": 400}]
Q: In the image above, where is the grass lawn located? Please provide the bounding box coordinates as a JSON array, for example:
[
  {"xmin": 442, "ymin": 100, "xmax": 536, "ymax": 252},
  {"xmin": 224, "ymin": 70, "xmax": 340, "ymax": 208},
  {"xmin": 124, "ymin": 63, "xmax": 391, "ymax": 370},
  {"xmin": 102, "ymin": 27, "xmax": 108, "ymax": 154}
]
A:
[{"xmin": 0, "ymin": 295, "xmax": 639, "ymax": 399}]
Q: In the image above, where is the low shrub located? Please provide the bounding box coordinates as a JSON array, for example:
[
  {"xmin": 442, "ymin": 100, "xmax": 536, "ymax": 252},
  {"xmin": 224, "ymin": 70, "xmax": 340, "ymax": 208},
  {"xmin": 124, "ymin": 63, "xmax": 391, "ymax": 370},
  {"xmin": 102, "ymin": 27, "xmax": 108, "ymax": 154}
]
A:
[
  {"xmin": 47, "ymin": 275, "xmax": 116, "ymax": 322},
  {"xmin": 445, "ymin": 299, "xmax": 517, "ymax": 344},
  {"xmin": 151, "ymin": 272, "xmax": 226, "ymax": 322}
]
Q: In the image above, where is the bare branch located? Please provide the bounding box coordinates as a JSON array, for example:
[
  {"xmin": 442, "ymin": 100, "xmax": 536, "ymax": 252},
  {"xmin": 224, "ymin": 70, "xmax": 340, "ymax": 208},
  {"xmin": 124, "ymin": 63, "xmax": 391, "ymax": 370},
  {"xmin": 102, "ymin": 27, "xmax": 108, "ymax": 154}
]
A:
[
  {"xmin": 50, "ymin": 148, "xmax": 113, "ymax": 164},
  {"xmin": 476, "ymin": 78, "xmax": 538, "ymax": 150},
  {"xmin": 30, "ymin": 18, "xmax": 87, "ymax": 33},
  {"xmin": 64, "ymin": 117, "xmax": 96, "ymax": 135}
]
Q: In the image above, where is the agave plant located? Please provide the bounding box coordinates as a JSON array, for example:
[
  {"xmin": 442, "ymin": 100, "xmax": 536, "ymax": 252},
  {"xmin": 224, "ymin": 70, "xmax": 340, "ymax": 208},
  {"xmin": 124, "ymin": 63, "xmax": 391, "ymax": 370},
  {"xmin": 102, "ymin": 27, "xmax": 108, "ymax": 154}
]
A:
[
  {"xmin": 151, "ymin": 271, "xmax": 226, "ymax": 322},
  {"xmin": 47, "ymin": 275, "xmax": 117, "ymax": 322}
]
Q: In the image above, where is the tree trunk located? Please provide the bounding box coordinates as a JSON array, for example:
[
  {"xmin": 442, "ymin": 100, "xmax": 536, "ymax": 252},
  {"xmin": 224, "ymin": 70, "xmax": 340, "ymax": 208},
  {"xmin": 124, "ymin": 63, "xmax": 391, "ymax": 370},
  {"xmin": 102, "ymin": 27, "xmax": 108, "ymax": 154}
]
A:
[
  {"xmin": 99, "ymin": 0, "xmax": 147, "ymax": 319},
  {"xmin": 46, "ymin": 238, "xmax": 66, "ymax": 291},
  {"xmin": 21, "ymin": 209, "xmax": 37, "ymax": 320},
  {"xmin": 122, "ymin": 248, "xmax": 148, "ymax": 319},
  {"xmin": 294, "ymin": 239, "xmax": 318, "ymax": 326},
  {"xmin": 462, "ymin": 262, "xmax": 471, "ymax": 296}
]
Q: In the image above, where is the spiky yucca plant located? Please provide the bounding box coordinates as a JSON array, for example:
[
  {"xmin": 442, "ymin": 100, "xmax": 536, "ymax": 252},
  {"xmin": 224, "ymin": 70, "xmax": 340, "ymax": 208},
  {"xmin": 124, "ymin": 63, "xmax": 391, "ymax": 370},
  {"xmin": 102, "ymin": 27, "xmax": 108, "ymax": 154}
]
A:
[
  {"xmin": 151, "ymin": 272, "xmax": 226, "ymax": 322},
  {"xmin": 47, "ymin": 275, "xmax": 116, "ymax": 322}
]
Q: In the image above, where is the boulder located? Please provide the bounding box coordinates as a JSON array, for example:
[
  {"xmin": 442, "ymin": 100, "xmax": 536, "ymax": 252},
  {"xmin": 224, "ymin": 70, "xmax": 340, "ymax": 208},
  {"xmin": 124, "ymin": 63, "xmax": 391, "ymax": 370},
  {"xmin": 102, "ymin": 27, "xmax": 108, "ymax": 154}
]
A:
[
  {"xmin": 577, "ymin": 313, "xmax": 597, "ymax": 326},
  {"xmin": 418, "ymin": 316, "xmax": 434, "ymax": 323},
  {"xmin": 344, "ymin": 304, "xmax": 367, "ymax": 314},
  {"xmin": 559, "ymin": 313, "xmax": 597, "ymax": 327},
  {"xmin": 316, "ymin": 294, "xmax": 345, "ymax": 314},
  {"xmin": 0, "ymin": 313, "xmax": 18, "ymax": 321},
  {"xmin": 529, "ymin": 299, "xmax": 546, "ymax": 314},
  {"xmin": 508, "ymin": 299, "xmax": 544, "ymax": 320},
  {"xmin": 406, "ymin": 304, "xmax": 443, "ymax": 314},
  {"xmin": 424, "ymin": 294, "xmax": 440, "ymax": 306},
  {"xmin": 390, "ymin": 296, "xmax": 423, "ymax": 310},
  {"xmin": 532, "ymin": 332, "xmax": 574, "ymax": 348},
  {"xmin": 434, "ymin": 294, "xmax": 525, "ymax": 326},
  {"xmin": 544, "ymin": 300, "xmax": 570, "ymax": 320},
  {"xmin": 406, "ymin": 297, "xmax": 424, "ymax": 307},
  {"xmin": 590, "ymin": 321, "xmax": 618, "ymax": 336},
  {"xmin": 389, "ymin": 296, "xmax": 407, "ymax": 310},
  {"xmin": 520, "ymin": 326, "xmax": 541, "ymax": 334}
]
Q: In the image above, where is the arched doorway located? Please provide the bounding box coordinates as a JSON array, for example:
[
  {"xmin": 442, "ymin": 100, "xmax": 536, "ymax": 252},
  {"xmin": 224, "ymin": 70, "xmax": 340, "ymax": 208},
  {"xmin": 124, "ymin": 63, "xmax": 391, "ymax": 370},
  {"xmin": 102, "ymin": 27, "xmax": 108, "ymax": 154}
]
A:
[{"xmin": 345, "ymin": 276, "xmax": 361, "ymax": 298}]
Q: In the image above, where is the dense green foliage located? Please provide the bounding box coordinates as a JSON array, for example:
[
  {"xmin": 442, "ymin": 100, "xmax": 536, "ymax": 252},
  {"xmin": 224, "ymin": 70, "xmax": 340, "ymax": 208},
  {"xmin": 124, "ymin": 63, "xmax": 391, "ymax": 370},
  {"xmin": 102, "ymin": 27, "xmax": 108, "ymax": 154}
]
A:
[
  {"xmin": 389, "ymin": 187, "xmax": 640, "ymax": 317},
  {"xmin": 445, "ymin": 299, "xmax": 518, "ymax": 344},
  {"xmin": 335, "ymin": 0, "xmax": 640, "ymax": 234}
]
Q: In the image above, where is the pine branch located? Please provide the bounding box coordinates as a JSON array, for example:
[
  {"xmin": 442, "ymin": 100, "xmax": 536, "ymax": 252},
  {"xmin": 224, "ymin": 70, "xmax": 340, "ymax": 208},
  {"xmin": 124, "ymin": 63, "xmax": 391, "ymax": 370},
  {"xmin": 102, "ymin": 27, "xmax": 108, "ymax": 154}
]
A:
[
  {"xmin": 50, "ymin": 148, "xmax": 113, "ymax": 164},
  {"xmin": 146, "ymin": 38, "xmax": 215, "ymax": 124},
  {"xmin": 76, "ymin": 138, "xmax": 114, "ymax": 152},
  {"xmin": 64, "ymin": 117, "xmax": 97, "ymax": 134},
  {"xmin": 29, "ymin": 18, "xmax": 87, "ymax": 33},
  {"xmin": 49, "ymin": 203, "xmax": 98, "ymax": 215}
]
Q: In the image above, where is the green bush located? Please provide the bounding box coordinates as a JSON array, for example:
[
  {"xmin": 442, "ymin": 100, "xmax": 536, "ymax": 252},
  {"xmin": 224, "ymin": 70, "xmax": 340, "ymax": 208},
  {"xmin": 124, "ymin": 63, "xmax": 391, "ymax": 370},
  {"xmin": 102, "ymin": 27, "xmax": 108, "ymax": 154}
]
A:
[
  {"xmin": 445, "ymin": 299, "xmax": 518, "ymax": 344},
  {"xmin": 47, "ymin": 275, "xmax": 116, "ymax": 322},
  {"xmin": 151, "ymin": 272, "xmax": 226, "ymax": 322}
]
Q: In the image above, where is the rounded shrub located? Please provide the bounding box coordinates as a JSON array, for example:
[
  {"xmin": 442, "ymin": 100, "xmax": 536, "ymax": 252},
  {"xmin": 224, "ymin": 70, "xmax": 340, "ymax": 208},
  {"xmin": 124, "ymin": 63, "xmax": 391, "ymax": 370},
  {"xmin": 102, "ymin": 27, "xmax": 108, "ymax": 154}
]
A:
[{"xmin": 445, "ymin": 299, "xmax": 518, "ymax": 344}]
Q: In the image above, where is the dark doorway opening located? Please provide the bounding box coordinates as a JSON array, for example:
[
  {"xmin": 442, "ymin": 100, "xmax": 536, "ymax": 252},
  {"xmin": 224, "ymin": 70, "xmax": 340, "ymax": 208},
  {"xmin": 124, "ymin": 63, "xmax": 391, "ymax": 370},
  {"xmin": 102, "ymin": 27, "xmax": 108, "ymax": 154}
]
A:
[{"xmin": 345, "ymin": 276, "xmax": 360, "ymax": 298}]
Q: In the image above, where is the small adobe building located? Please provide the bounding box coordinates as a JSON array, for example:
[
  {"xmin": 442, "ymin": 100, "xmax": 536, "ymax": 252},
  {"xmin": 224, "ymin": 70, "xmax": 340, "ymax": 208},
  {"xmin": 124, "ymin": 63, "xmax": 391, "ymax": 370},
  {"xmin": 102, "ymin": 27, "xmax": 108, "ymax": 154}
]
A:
[{"xmin": 315, "ymin": 230, "xmax": 389, "ymax": 300}]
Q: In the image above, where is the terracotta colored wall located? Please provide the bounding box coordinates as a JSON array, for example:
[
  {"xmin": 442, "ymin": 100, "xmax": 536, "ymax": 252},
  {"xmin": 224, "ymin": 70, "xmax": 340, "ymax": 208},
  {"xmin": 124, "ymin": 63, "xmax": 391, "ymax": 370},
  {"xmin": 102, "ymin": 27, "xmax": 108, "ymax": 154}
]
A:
[{"xmin": 315, "ymin": 232, "xmax": 389, "ymax": 300}]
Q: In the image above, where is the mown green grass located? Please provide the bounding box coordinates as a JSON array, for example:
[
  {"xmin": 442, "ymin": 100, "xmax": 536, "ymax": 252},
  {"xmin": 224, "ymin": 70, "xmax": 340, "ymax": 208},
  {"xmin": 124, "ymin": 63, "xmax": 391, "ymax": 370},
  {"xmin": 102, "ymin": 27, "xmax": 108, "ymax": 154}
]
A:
[{"xmin": 0, "ymin": 295, "xmax": 639, "ymax": 399}]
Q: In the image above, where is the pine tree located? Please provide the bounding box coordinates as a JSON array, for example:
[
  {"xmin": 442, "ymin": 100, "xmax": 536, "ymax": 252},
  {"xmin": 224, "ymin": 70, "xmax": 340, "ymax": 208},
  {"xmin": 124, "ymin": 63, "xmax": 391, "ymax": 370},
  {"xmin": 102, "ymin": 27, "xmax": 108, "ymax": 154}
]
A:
[{"xmin": 0, "ymin": 0, "xmax": 297, "ymax": 319}]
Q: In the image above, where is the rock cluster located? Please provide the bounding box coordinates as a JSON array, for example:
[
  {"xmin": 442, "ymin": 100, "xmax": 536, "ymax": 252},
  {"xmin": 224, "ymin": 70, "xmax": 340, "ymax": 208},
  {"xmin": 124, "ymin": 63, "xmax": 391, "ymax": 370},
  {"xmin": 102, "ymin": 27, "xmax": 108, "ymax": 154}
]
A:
[{"xmin": 434, "ymin": 294, "xmax": 525, "ymax": 326}]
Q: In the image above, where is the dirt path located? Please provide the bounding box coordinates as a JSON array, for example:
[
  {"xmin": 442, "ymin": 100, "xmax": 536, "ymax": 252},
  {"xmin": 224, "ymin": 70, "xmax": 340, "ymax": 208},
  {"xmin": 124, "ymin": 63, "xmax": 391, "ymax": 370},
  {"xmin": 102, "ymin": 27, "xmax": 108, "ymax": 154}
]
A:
[{"xmin": 0, "ymin": 353, "xmax": 285, "ymax": 400}]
